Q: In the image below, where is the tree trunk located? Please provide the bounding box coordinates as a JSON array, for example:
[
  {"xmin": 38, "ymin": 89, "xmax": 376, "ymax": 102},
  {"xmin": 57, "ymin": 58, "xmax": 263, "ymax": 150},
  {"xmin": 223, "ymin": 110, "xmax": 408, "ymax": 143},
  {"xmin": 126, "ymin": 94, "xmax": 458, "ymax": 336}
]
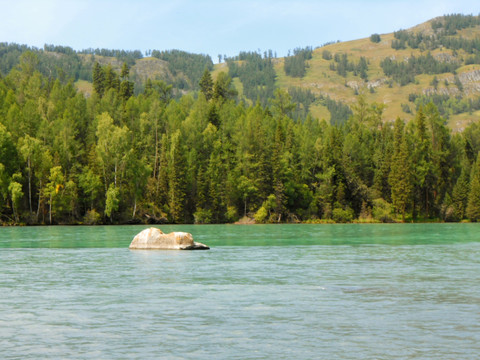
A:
[
  {"xmin": 36, "ymin": 179, "xmax": 42, "ymax": 223},
  {"xmin": 49, "ymin": 193, "xmax": 52, "ymax": 224},
  {"xmin": 28, "ymin": 157, "xmax": 32, "ymax": 214},
  {"xmin": 153, "ymin": 122, "xmax": 158, "ymax": 179},
  {"xmin": 12, "ymin": 201, "xmax": 17, "ymax": 223},
  {"xmin": 425, "ymin": 188, "xmax": 429, "ymax": 218}
]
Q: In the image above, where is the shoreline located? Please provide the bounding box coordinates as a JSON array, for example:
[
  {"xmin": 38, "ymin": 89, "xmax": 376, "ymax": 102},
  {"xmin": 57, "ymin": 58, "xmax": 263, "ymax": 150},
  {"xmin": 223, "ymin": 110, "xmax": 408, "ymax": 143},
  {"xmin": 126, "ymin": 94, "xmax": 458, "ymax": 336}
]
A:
[{"xmin": 1, "ymin": 219, "xmax": 473, "ymax": 227}]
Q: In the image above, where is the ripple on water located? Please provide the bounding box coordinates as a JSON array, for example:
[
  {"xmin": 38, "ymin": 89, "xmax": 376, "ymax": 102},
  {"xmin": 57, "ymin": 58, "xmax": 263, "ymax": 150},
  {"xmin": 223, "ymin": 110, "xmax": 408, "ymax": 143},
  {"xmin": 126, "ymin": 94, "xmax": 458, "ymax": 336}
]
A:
[{"xmin": 0, "ymin": 225, "xmax": 479, "ymax": 359}]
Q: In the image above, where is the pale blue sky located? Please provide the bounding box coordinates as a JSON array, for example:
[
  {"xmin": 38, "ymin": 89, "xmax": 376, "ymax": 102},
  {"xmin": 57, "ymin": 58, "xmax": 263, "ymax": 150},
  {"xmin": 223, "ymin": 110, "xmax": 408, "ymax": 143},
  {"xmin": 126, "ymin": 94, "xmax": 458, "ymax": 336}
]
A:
[{"xmin": 0, "ymin": 0, "xmax": 478, "ymax": 61}]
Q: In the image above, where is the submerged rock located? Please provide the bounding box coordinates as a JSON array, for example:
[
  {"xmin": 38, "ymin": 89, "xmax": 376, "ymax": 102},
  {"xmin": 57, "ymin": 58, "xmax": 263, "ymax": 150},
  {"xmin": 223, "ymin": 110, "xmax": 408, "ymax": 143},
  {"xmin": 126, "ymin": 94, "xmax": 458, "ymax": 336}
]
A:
[{"xmin": 129, "ymin": 227, "xmax": 209, "ymax": 250}]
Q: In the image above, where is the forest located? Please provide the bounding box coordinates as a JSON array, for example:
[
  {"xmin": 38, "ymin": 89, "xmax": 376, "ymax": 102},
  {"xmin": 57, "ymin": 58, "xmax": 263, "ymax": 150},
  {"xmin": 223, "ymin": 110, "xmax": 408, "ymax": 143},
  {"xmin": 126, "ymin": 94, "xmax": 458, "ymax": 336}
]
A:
[{"xmin": 1, "ymin": 51, "xmax": 480, "ymax": 225}]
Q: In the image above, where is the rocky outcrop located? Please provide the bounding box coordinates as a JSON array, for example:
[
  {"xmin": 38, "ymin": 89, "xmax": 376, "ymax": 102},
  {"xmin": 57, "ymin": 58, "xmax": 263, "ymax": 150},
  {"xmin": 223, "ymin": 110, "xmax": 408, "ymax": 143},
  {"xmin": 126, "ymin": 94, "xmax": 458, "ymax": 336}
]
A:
[{"xmin": 129, "ymin": 227, "xmax": 209, "ymax": 250}]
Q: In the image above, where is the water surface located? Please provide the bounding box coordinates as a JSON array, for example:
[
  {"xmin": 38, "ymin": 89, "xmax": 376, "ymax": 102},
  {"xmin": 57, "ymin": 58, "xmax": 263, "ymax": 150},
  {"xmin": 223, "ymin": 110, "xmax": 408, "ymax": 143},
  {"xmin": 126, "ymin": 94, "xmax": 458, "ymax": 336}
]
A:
[{"xmin": 1, "ymin": 224, "xmax": 479, "ymax": 359}]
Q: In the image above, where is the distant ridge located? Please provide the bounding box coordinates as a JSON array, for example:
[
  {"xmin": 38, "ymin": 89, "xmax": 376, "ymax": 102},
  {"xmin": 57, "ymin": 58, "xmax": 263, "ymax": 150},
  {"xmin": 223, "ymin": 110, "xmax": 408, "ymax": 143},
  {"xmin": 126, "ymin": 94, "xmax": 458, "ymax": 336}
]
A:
[{"xmin": 1, "ymin": 14, "xmax": 480, "ymax": 128}]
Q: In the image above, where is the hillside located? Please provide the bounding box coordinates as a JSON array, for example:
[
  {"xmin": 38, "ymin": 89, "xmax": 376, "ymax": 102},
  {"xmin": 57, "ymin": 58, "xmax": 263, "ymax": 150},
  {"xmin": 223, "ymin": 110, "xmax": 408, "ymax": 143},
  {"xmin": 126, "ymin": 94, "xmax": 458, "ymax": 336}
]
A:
[
  {"xmin": 1, "ymin": 14, "xmax": 480, "ymax": 129},
  {"xmin": 220, "ymin": 14, "xmax": 480, "ymax": 130}
]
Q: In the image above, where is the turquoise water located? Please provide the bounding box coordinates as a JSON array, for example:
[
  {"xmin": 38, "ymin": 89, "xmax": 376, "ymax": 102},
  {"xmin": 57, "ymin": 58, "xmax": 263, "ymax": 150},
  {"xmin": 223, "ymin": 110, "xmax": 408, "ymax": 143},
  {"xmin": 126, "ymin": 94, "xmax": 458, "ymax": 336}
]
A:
[{"xmin": 1, "ymin": 224, "xmax": 479, "ymax": 359}]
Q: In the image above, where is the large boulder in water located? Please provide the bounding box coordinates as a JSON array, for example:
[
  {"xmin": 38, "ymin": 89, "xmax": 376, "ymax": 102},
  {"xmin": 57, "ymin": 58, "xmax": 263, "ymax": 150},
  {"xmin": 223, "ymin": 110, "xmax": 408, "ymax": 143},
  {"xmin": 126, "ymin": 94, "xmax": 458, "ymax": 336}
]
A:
[{"xmin": 129, "ymin": 227, "xmax": 209, "ymax": 250}]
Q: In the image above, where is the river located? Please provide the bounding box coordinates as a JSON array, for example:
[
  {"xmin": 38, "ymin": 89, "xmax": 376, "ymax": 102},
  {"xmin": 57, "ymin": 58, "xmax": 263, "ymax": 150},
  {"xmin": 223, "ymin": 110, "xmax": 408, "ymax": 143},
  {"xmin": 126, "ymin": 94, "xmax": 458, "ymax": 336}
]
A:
[{"xmin": 1, "ymin": 224, "xmax": 479, "ymax": 359}]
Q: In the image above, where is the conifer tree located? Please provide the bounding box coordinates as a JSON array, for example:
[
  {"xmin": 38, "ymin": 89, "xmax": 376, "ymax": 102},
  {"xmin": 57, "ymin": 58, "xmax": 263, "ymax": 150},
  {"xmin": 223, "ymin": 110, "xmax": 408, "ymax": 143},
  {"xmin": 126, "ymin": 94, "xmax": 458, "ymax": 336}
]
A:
[
  {"xmin": 121, "ymin": 62, "xmax": 129, "ymax": 79},
  {"xmin": 411, "ymin": 106, "xmax": 434, "ymax": 218},
  {"xmin": 92, "ymin": 62, "xmax": 105, "ymax": 97},
  {"xmin": 466, "ymin": 154, "xmax": 480, "ymax": 221},
  {"xmin": 389, "ymin": 118, "xmax": 412, "ymax": 221},
  {"xmin": 213, "ymin": 72, "xmax": 237, "ymax": 102},
  {"xmin": 157, "ymin": 134, "xmax": 169, "ymax": 208},
  {"xmin": 199, "ymin": 67, "xmax": 213, "ymax": 101},
  {"xmin": 168, "ymin": 130, "xmax": 187, "ymax": 223},
  {"xmin": 451, "ymin": 159, "xmax": 470, "ymax": 220},
  {"xmin": 272, "ymin": 123, "xmax": 286, "ymax": 221}
]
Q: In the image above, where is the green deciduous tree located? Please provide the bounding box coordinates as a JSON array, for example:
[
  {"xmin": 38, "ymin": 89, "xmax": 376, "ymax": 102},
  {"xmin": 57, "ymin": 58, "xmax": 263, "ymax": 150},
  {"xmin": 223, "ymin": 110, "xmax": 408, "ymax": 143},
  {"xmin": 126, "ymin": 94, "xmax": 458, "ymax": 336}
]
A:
[
  {"xmin": 44, "ymin": 166, "xmax": 64, "ymax": 224},
  {"xmin": 8, "ymin": 176, "xmax": 23, "ymax": 223},
  {"xmin": 105, "ymin": 183, "xmax": 120, "ymax": 221},
  {"xmin": 78, "ymin": 166, "xmax": 103, "ymax": 211},
  {"xmin": 95, "ymin": 112, "xmax": 130, "ymax": 190}
]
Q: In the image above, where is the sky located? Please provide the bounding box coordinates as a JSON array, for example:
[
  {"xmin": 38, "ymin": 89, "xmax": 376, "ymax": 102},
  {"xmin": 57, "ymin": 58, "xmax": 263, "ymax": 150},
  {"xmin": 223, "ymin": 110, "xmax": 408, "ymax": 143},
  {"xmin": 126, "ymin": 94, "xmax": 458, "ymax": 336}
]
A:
[{"xmin": 0, "ymin": 0, "xmax": 478, "ymax": 61}]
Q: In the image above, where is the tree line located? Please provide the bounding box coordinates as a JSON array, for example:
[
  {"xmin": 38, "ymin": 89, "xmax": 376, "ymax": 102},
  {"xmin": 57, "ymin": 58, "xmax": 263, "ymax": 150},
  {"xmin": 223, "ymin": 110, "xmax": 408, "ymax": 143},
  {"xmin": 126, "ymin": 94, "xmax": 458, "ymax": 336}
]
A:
[
  {"xmin": 226, "ymin": 51, "xmax": 276, "ymax": 106},
  {"xmin": 408, "ymin": 93, "xmax": 480, "ymax": 118},
  {"xmin": 0, "ymin": 43, "xmax": 214, "ymax": 95},
  {"xmin": 284, "ymin": 47, "xmax": 313, "ymax": 78},
  {"xmin": 391, "ymin": 14, "xmax": 480, "ymax": 54},
  {"xmin": 328, "ymin": 53, "xmax": 369, "ymax": 80},
  {"xmin": 2, "ymin": 52, "xmax": 480, "ymax": 225},
  {"xmin": 151, "ymin": 49, "xmax": 213, "ymax": 91},
  {"xmin": 380, "ymin": 53, "xmax": 460, "ymax": 86}
]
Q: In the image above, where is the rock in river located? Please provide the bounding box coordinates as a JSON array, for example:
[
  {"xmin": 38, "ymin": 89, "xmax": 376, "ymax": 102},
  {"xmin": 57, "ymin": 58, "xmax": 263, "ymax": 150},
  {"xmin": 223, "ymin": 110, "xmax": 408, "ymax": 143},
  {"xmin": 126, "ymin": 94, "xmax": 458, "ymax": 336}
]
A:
[{"xmin": 129, "ymin": 227, "xmax": 209, "ymax": 250}]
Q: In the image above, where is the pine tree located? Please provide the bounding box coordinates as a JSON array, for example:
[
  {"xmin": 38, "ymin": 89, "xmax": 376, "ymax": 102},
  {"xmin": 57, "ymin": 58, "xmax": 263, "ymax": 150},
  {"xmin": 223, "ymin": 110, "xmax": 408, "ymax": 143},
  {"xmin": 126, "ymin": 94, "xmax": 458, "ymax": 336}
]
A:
[
  {"xmin": 272, "ymin": 123, "xmax": 286, "ymax": 221},
  {"xmin": 389, "ymin": 118, "xmax": 412, "ymax": 221},
  {"xmin": 119, "ymin": 62, "xmax": 134, "ymax": 102},
  {"xmin": 213, "ymin": 72, "xmax": 237, "ymax": 102},
  {"xmin": 120, "ymin": 62, "xmax": 129, "ymax": 79},
  {"xmin": 119, "ymin": 80, "xmax": 134, "ymax": 102},
  {"xmin": 157, "ymin": 134, "xmax": 169, "ymax": 208},
  {"xmin": 466, "ymin": 154, "xmax": 480, "ymax": 221},
  {"xmin": 199, "ymin": 67, "xmax": 213, "ymax": 101},
  {"xmin": 207, "ymin": 140, "xmax": 225, "ymax": 222},
  {"xmin": 451, "ymin": 161, "xmax": 470, "ymax": 220},
  {"xmin": 412, "ymin": 106, "xmax": 434, "ymax": 218},
  {"xmin": 168, "ymin": 130, "xmax": 187, "ymax": 223},
  {"xmin": 92, "ymin": 62, "xmax": 105, "ymax": 97}
]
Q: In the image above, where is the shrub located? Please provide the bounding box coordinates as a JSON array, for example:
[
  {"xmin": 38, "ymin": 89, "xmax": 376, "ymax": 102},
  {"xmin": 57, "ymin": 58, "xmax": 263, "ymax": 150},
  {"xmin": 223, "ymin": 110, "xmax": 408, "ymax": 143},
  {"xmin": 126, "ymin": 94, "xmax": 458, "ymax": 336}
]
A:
[
  {"xmin": 225, "ymin": 206, "xmax": 239, "ymax": 223},
  {"xmin": 322, "ymin": 50, "xmax": 332, "ymax": 60},
  {"xmin": 372, "ymin": 198, "xmax": 395, "ymax": 223},
  {"xmin": 84, "ymin": 209, "xmax": 102, "ymax": 225},
  {"xmin": 332, "ymin": 207, "xmax": 354, "ymax": 223},
  {"xmin": 254, "ymin": 206, "xmax": 268, "ymax": 223},
  {"xmin": 194, "ymin": 208, "xmax": 212, "ymax": 224},
  {"xmin": 370, "ymin": 34, "xmax": 381, "ymax": 43}
]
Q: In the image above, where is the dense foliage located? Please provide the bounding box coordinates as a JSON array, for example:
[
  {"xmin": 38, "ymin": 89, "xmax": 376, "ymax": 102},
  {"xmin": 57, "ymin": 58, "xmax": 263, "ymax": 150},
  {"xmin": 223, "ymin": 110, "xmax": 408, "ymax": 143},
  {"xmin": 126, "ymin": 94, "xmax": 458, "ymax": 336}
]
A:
[
  {"xmin": 227, "ymin": 51, "xmax": 276, "ymax": 106},
  {"xmin": 0, "ymin": 43, "xmax": 214, "ymax": 95},
  {"xmin": 370, "ymin": 34, "xmax": 381, "ymax": 43},
  {"xmin": 78, "ymin": 47, "xmax": 143, "ymax": 66},
  {"xmin": 320, "ymin": 96, "xmax": 353, "ymax": 126},
  {"xmin": 408, "ymin": 93, "xmax": 480, "ymax": 118},
  {"xmin": 380, "ymin": 53, "xmax": 460, "ymax": 86},
  {"xmin": 431, "ymin": 14, "xmax": 480, "ymax": 35},
  {"xmin": 287, "ymin": 87, "xmax": 316, "ymax": 120},
  {"xmin": 1, "ymin": 53, "xmax": 480, "ymax": 225},
  {"xmin": 284, "ymin": 47, "xmax": 313, "ymax": 78},
  {"xmin": 151, "ymin": 49, "xmax": 213, "ymax": 91},
  {"xmin": 391, "ymin": 15, "xmax": 480, "ymax": 54},
  {"xmin": 0, "ymin": 43, "xmax": 92, "ymax": 82},
  {"xmin": 329, "ymin": 53, "xmax": 369, "ymax": 80}
]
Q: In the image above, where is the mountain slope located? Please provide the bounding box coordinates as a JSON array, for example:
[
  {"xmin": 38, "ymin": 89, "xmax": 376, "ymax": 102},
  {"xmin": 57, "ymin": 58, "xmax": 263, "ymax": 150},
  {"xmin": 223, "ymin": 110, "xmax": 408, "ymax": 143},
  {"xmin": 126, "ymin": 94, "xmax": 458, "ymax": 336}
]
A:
[
  {"xmin": 2, "ymin": 15, "xmax": 478, "ymax": 129},
  {"xmin": 222, "ymin": 15, "xmax": 480, "ymax": 130}
]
